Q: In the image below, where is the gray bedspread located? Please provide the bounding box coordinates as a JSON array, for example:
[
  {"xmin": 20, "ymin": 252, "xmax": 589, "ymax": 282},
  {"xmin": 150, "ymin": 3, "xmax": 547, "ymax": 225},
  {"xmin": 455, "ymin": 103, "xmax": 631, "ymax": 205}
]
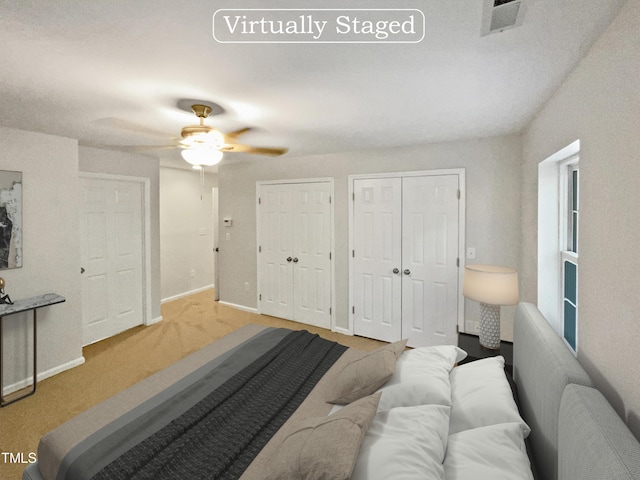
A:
[
  {"xmin": 27, "ymin": 326, "xmax": 349, "ymax": 480},
  {"xmin": 91, "ymin": 329, "xmax": 345, "ymax": 480}
]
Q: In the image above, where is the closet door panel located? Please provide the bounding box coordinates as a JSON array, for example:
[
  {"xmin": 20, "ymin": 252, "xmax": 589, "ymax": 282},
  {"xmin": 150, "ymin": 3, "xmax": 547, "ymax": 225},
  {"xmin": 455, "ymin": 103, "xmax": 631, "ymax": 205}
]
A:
[
  {"xmin": 292, "ymin": 182, "xmax": 331, "ymax": 329},
  {"xmin": 353, "ymin": 178, "xmax": 403, "ymax": 342},
  {"xmin": 259, "ymin": 184, "xmax": 294, "ymax": 320},
  {"xmin": 402, "ymin": 175, "xmax": 459, "ymax": 347}
]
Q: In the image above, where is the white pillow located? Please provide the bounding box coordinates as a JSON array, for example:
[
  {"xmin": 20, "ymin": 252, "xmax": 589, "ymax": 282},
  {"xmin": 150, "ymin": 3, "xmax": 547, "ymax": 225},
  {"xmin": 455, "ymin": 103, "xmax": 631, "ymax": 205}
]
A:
[
  {"xmin": 376, "ymin": 345, "xmax": 467, "ymax": 409},
  {"xmin": 444, "ymin": 422, "xmax": 535, "ymax": 480},
  {"xmin": 449, "ymin": 356, "xmax": 530, "ymax": 437},
  {"xmin": 351, "ymin": 404, "xmax": 450, "ymax": 480}
]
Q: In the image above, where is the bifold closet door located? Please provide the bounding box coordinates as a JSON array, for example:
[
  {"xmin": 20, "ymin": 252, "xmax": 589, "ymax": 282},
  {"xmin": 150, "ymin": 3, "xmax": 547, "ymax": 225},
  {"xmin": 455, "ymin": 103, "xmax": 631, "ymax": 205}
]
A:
[
  {"xmin": 352, "ymin": 178, "xmax": 403, "ymax": 343},
  {"xmin": 259, "ymin": 182, "xmax": 331, "ymax": 329},
  {"xmin": 352, "ymin": 174, "xmax": 460, "ymax": 347}
]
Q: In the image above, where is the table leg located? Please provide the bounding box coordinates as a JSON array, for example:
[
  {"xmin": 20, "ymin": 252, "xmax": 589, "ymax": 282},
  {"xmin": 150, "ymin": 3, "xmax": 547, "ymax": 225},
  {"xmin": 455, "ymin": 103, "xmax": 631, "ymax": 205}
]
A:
[{"xmin": 0, "ymin": 310, "xmax": 38, "ymax": 407}]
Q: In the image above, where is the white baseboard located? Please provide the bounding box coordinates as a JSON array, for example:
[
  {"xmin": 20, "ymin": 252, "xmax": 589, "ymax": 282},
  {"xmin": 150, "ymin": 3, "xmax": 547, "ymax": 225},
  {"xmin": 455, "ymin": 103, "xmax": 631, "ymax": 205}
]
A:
[
  {"xmin": 147, "ymin": 315, "xmax": 163, "ymax": 326},
  {"xmin": 2, "ymin": 356, "xmax": 85, "ymax": 396},
  {"xmin": 332, "ymin": 325, "xmax": 353, "ymax": 336},
  {"xmin": 218, "ymin": 301, "xmax": 258, "ymax": 314},
  {"xmin": 161, "ymin": 285, "xmax": 215, "ymax": 304}
]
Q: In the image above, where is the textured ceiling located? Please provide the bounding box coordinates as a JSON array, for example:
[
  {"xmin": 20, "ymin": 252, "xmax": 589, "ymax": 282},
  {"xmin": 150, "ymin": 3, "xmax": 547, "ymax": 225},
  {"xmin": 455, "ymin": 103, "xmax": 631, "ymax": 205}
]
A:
[{"xmin": 0, "ymin": 0, "xmax": 628, "ymax": 170}]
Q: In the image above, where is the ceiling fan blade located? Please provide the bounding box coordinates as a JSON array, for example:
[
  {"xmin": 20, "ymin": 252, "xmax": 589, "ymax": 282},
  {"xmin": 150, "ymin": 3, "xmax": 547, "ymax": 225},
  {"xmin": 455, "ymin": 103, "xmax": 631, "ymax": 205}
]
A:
[
  {"xmin": 220, "ymin": 143, "xmax": 288, "ymax": 156},
  {"xmin": 81, "ymin": 143, "xmax": 183, "ymax": 154},
  {"xmin": 224, "ymin": 127, "xmax": 252, "ymax": 138},
  {"xmin": 129, "ymin": 144, "xmax": 183, "ymax": 151},
  {"xmin": 94, "ymin": 117, "xmax": 173, "ymax": 138}
]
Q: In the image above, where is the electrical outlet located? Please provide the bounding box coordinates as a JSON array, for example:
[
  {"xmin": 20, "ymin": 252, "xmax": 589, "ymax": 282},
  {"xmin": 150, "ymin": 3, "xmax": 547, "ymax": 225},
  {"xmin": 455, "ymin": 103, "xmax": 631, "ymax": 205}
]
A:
[{"xmin": 466, "ymin": 247, "xmax": 476, "ymax": 259}]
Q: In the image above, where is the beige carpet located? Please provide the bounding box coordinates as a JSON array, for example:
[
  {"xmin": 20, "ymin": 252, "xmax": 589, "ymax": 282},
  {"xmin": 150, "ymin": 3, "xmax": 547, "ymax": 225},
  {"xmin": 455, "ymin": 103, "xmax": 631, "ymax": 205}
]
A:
[{"xmin": 0, "ymin": 289, "xmax": 383, "ymax": 479}]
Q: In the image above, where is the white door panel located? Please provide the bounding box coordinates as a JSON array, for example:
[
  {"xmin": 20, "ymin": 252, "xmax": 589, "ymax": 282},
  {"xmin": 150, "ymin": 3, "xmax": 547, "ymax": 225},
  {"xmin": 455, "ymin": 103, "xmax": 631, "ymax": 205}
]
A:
[
  {"xmin": 293, "ymin": 183, "xmax": 331, "ymax": 328},
  {"xmin": 81, "ymin": 178, "xmax": 144, "ymax": 345},
  {"xmin": 353, "ymin": 178, "xmax": 402, "ymax": 343},
  {"xmin": 402, "ymin": 176, "xmax": 459, "ymax": 347},
  {"xmin": 259, "ymin": 185, "xmax": 294, "ymax": 320}
]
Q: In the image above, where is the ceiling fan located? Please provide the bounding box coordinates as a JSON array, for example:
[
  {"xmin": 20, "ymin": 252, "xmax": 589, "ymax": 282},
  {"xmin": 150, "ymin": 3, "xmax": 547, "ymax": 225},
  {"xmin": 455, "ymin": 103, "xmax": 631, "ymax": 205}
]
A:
[{"xmin": 175, "ymin": 104, "xmax": 288, "ymax": 167}]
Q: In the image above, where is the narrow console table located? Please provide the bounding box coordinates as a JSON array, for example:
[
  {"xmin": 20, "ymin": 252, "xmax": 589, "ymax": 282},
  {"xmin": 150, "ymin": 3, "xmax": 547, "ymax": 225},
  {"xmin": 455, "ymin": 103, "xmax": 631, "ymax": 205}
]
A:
[{"xmin": 0, "ymin": 293, "xmax": 66, "ymax": 407}]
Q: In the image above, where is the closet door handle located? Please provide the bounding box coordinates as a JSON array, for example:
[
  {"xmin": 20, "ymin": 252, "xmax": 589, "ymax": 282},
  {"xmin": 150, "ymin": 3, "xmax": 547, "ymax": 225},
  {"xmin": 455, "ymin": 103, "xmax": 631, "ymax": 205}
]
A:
[
  {"xmin": 403, "ymin": 269, "xmax": 411, "ymax": 275},
  {"xmin": 286, "ymin": 257, "xmax": 293, "ymax": 263},
  {"xmin": 393, "ymin": 268, "xmax": 400, "ymax": 274},
  {"xmin": 293, "ymin": 257, "xmax": 299, "ymax": 263}
]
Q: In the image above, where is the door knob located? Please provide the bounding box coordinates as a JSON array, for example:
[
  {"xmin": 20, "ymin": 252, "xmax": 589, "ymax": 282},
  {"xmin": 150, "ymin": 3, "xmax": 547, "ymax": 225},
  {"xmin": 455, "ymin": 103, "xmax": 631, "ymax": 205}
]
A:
[
  {"xmin": 287, "ymin": 257, "xmax": 292, "ymax": 262},
  {"xmin": 403, "ymin": 269, "xmax": 411, "ymax": 275},
  {"xmin": 293, "ymin": 257, "xmax": 299, "ymax": 263},
  {"xmin": 393, "ymin": 268, "xmax": 400, "ymax": 274}
]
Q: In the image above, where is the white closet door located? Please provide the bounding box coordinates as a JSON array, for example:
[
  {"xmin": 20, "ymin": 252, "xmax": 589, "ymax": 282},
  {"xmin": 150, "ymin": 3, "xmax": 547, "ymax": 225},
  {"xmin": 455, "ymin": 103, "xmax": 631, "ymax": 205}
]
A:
[
  {"xmin": 258, "ymin": 184, "xmax": 294, "ymax": 320},
  {"xmin": 81, "ymin": 177, "xmax": 144, "ymax": 345},
  {"xmin": 402, "ymin": 175, "xmax": 459, "ymax": 347},
  {"xmin": 353, "ymin": 178, "xmax": 403, "ymax": 343},
  {"xmin": 292, "ymin": 183, "xmax": 331, "ymax": 329}
]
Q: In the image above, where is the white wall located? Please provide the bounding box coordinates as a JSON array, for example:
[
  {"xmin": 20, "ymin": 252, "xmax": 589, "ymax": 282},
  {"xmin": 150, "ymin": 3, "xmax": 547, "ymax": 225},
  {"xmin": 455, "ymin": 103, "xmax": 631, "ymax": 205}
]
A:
[
  {"xmin": 79, "ymin": 146, "xmax": 162, "ymax": 322},
  {"xmin": 160, "ymin": 167, "xmax": 217, "ymax": 301},
  {"xmin": 0, "ymin": 128, "xmax": 83, "ymax": 390},
  {"xmin": 521, "ymin": 0, "xmax": 640, "ymax": 437},
  {"xmin": 218, "ymin": 134, "xmax": 523, "ymax": 339}
]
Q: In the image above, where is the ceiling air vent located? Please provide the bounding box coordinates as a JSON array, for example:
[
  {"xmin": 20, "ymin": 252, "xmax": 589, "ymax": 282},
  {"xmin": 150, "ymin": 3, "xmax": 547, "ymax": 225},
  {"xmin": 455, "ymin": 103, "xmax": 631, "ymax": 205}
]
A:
[{"xmin": 481, "ymin": 0, "xmax": 526, "ymax": 36}]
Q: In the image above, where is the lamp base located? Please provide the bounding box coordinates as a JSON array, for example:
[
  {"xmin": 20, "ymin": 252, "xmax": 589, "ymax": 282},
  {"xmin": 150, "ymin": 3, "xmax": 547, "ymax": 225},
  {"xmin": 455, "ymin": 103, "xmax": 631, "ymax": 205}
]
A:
[{"xmin": 479, "ymin": 303, "xmax": 501, "ymax": 350}]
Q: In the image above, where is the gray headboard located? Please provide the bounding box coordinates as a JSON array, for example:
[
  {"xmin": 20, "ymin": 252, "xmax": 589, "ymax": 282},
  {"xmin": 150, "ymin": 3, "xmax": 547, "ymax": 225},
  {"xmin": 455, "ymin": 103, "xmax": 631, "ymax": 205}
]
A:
[
  {"xmin": 513, "ymin": 303, "xmax": 592, "ymax": 480},
  {"xmin": 560, "ymin": 384, "xmax": 640, "ymax": 480}
]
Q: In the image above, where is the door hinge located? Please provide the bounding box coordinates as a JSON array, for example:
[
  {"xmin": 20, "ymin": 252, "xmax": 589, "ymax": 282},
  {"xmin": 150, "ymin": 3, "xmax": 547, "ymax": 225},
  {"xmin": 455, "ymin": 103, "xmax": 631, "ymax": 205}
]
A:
[
  {"xmin": 352, "ymin": 306, "xmax": 355, "ymax": 314},
  {"xmin": 456, "ymin": 324, "xmax": 459, "ymax": 333},
  {"xmin": 456, "ymin": 258, "xmax": 460, "ymax": 267},
  {"xmin": 329, "ymin": 196, "xmax": 332, "ymax": 204},
  {"xmin": 457, "ymin": 189, "xmax": 461, "ymax": 199},
  {"xmin": 258, "ymin": 197, "xmax": 261, "ymax": 204},
  {"xmin": 329, "ymin": 252, "xmax": 332, "ymax": 260},
  {"xmin": 352, "ymin": 249, "xmax": 355, "ymax": 257},
  {"xmin": 352, "ymin": 192, "xmax": 355, "ymax": 201},
  {"xmin": 258, "ymin": 245, "xmax": 262, "ymax": 253},
  {"xmin": 259, "ymin": 294, "xmax": 262, "ymax": 301},
  {"xmin": 330, "ymin": 307, "xmax": 332, "ymax": 315}
]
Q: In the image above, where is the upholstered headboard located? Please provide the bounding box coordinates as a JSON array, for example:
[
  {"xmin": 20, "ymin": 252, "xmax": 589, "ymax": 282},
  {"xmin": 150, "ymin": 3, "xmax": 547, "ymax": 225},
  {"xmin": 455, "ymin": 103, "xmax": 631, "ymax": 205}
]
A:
[
  {"xmin": 559, "ymin": 384, "xmax": 640, "ymax": 480},
  {"xmin": 513, "ymin": 303, "xmax": 592, "ymax": 480}
]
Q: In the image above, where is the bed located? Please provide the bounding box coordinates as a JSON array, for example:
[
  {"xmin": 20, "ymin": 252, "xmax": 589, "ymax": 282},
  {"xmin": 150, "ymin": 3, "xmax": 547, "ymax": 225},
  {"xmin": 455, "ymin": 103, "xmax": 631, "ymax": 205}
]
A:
[{"xmin": 23, "ymin": 303, "xmax": 640, "ymax": 480}]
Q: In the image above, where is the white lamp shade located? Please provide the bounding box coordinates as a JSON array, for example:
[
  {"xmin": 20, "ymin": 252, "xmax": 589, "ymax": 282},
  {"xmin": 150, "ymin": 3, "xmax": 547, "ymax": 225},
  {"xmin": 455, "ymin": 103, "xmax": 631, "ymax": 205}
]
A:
[
  {"xmin": 181, "ymin": 147, "xmax": 223, "ymax": 166},
  {"xmin": 463, "ymin": 264, "xmax": 519, "ymax": 306}
]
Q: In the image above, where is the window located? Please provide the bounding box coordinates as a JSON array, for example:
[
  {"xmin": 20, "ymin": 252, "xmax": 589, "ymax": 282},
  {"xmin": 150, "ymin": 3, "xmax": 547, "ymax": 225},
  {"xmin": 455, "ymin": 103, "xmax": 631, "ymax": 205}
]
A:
[
  {"xmin": 538, "ymin": 140, "xmax": 580, "ymax": 346},
  {"xmin": 560, "ymin": 160, "xmax": 579, "ymax": 352}
]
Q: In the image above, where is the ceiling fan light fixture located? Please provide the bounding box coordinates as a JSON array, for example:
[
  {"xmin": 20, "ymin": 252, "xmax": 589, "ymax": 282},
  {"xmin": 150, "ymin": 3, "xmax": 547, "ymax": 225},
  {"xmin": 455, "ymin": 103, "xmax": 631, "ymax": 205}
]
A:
[
  {"xmin": 181, "ymin": 147, "xmax": 223, "ymax": 166},
  {"xmin": 181, "ymin": 130, "xmax": 224, "ymax": 148}
]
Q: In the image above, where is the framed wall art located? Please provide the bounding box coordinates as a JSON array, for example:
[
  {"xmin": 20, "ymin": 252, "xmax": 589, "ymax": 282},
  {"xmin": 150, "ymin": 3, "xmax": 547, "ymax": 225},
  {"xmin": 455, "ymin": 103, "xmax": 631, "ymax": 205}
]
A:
[{"xmin": 0, "ymin": 170, "xmax": 22, "ymax": 269}]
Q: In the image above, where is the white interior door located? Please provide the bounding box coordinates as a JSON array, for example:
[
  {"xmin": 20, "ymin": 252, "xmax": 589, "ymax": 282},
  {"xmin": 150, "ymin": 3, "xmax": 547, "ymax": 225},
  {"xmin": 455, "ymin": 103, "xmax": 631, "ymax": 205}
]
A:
[
  {"xmin": 292, "ymin": 182, "xmax": 331, "ymax": 329},
  {"xmin": 353, "ymin": 178, "xmax": 403, "ymax": 342},
  {"xmin": 259, "ymin": 184, "xmax": 294, "ymax": 320},
  {"xmin": 402, "ymin": 175, "xmax": 459, "ymax": 347},
  {"xmin": 81, "ymin": 177, "xmax": 144, "ymax": 345}
]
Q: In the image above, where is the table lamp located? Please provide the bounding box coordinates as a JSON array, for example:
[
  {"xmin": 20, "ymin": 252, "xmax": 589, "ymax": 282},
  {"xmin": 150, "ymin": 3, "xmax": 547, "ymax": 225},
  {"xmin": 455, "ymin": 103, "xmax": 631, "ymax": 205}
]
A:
[{"xmin": 463, "ymin": 264, "xmax": 519, "ymax": 350}]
